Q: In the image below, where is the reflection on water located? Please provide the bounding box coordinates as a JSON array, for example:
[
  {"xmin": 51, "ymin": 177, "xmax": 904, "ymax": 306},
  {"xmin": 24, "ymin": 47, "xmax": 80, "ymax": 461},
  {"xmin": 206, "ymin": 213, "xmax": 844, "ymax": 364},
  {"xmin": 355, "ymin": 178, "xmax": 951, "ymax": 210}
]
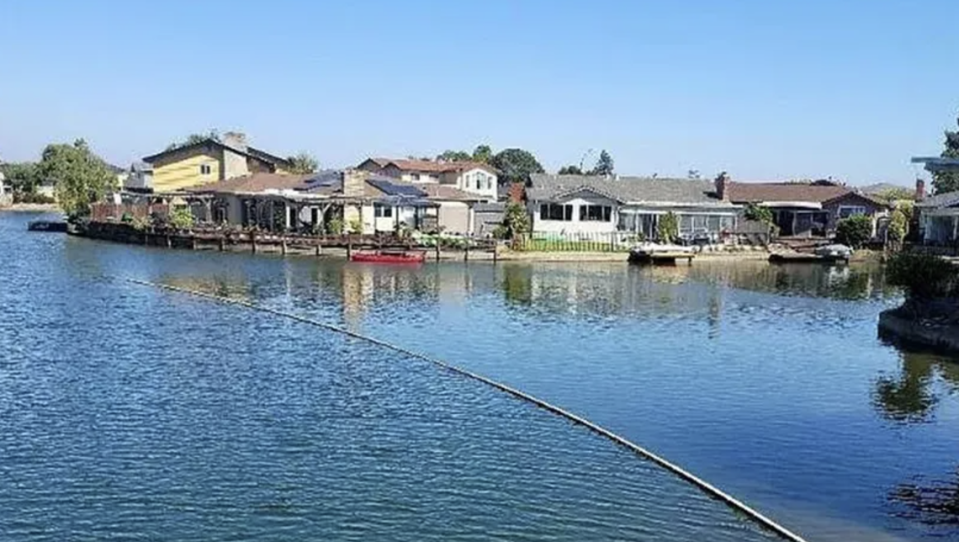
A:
[
  {"xmin": 10, "ymin": 210, "xmax": 959, "ymax": 542},
  {"xmin": 891, "ymin": 467, "xmax": 959, "ymax": 530},
  {"xmin": 873, "ymin": 351, "xmax": 959, "ymax": 424}
]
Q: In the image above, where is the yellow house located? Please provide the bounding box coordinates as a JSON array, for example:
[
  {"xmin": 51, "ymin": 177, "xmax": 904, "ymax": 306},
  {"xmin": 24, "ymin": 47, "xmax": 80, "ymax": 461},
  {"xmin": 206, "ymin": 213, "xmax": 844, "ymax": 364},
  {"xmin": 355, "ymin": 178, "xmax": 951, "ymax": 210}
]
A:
[{"xmin": 141, "ymin": 132, "xmax": 292, "ymax": 193}]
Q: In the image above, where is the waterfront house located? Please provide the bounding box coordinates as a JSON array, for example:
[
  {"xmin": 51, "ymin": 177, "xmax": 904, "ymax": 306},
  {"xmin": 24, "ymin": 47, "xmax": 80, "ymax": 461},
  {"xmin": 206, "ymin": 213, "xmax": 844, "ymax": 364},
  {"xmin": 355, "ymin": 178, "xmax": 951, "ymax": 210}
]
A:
[
  {"xmin": 525, "ymin": 174, "xmax": 740, "ymax": 241},
  {"xmin": 139, "ymin": 132, "xmax": 292, "ymax": 193},
  {"xmin": 912, "ymin": 157, "xmax": 959, "ymax": 246},
  {"xmin": 916, "ymin": 190, "xmax": 959, "ymax": 245},
  {"xmin": 720, "ymin": 177, "xmax": 888, "ymax": 237},
  {"xmin": 187, "ymin": 169, "xmax": 483, "ymax": 235},
  {"xmin": 357, "ymin": 157, "xmax": 499, "ymax": 202}
]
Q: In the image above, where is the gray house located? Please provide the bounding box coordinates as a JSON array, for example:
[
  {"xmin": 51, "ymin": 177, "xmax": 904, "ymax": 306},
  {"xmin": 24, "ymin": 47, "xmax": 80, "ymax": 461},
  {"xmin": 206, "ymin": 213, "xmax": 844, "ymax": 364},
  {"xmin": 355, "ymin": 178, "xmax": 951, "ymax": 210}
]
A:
[
  {"xmin": 526, "ymin": 174, "xmax": 740, "ymax": 241},
  {"xmin": 918, "ymin": 190, "xmax": 959, "ymax": 245}
]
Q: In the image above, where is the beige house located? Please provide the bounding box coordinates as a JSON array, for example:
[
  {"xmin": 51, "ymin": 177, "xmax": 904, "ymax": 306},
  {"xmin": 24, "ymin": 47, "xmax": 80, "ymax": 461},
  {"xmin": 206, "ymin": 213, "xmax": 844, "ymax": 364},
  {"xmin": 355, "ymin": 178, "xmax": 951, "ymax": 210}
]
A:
[
  {"xmin": 357, "ymin": 158, "xmax": 498, "ymax": 202},
  {"xmin": 187, "ymin": 169, "xmax": 484, "ymax": 235}
]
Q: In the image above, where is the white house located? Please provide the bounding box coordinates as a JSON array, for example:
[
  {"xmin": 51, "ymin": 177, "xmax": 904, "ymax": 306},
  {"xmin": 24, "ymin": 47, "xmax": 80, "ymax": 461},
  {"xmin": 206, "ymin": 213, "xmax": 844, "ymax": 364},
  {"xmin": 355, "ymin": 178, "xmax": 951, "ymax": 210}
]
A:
[
  {"xmin": 357, "ymin": 158, "xmax": 499, "ymax": 202},
  {"xmin": 526, "ymin": 174, "xmax": 741, "ymax": 241}
]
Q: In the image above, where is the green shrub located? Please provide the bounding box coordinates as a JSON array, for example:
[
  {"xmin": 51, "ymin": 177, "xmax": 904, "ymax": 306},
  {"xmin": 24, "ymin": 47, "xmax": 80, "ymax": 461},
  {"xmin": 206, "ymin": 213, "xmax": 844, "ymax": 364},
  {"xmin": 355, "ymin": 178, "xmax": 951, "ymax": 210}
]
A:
[
  {"xmin": 169, "ymin": 206, "xmax": 194, "ymax": 230},
  {"xmin": 744, "ymin": 203, "xmax": 774, "ymax": 225},
  {"xmin": 657, "ymin": 211, "xmax": 679, "ymax": 244},
  {"xmin": 888, "ymin": 206, "xmax": 910, "ymax": 243},
  {"xmin": 835, "ymin": 215, "xmax": 873, "ymax": 248},
  {"xmin": 326, "ymin": 217, "xmax": 344, "ymax": 235},
  {"xmin": 348, "ymin": 217, "xmax": 363, "ymax": 234},
  {"xmin": 887, "ymin": 252, "xmax": 959, "ymax": 299}
]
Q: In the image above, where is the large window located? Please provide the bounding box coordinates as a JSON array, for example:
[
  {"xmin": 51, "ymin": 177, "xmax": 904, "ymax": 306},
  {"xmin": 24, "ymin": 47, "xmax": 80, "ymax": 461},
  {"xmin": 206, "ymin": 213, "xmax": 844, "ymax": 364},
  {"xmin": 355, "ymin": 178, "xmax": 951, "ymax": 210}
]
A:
[
  {"xmin": 580, "ymin": 205, "xmax": 612, "ymax": 222},
  {"xmin": 540, "ymin": 203, "xmax": 573, "ymax": 221},
  {"xmin": 374, "ymin": 204, "xmax": 393, "ymax": 218},
  {"xmin": 839, "ymin": 205, "xmax": 867, "ymax": 218}
]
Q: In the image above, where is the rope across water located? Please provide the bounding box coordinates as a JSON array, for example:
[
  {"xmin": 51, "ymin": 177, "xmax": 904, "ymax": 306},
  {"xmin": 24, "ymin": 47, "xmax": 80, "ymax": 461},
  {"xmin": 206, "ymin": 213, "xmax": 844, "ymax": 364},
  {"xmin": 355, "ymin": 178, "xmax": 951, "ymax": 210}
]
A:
[{"xmin": 127, "ymin": 278, "xmax": 807, "ymax": 542}]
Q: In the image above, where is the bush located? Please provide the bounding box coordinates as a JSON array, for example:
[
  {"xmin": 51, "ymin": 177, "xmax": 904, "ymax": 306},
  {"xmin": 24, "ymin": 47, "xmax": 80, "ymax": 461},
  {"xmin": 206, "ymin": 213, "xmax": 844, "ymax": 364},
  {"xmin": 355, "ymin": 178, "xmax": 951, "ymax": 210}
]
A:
[
  {"xmin": 887, "ymin": 252, "xmax": 959, "ymax": 300},
  {"xmin": 657, "ymin": 211, "xmax": 679, "ymax": 244},
  {"xmin": 744, "ymin": 203, "xmax": 774, "ymax": 225},
  {"xmin": 888, "ymin": 206, "xmax": 911, "ymax": 243},
  {"xmin": 501, "ymin": 202, "xmax": 530, "ymax": 239},
  {"xmin": 348, "ymin": 217, "xmax": 363, "ymax": 234},
  {"xmin": 13, "ymin": 191, "xmax": 56, "ymax": 204},
  {"xmin": 835, "ymin": 215, "xmax": 873, "ymax": 248},
  {"xmin": 169, "ymin": 207, "xmax": 194, "ymax": 230},
  {"xmin": 326, "ymin": 217, "xmax": 344, "ymax": 235}
]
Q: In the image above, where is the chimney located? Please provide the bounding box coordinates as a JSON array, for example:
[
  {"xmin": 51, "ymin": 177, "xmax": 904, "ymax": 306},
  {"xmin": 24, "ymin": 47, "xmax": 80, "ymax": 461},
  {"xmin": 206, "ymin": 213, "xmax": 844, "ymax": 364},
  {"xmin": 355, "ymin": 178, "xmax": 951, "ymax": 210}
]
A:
[
  {"xmin": 222, "ymin": 131, "xmax": 248, "ymax": 152},
  {"xmin": 715, "ymin": 171, "xmax": 730, "ymax": 201},
  {"xmin": 915, "ymin": 178, "xmax": 926, "ymax": 201},
  {"xmin": 343, "ymin": 169, "xmax": 367, "ymax": 198}
]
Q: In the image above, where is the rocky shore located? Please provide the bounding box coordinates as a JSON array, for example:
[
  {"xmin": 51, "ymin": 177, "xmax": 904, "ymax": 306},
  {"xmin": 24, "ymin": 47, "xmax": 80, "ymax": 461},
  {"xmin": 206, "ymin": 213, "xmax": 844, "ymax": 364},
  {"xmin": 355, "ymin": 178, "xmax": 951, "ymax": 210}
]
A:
[{"xmin": 879, "ymin": 301, "xmax": 959, "ymax": 355}]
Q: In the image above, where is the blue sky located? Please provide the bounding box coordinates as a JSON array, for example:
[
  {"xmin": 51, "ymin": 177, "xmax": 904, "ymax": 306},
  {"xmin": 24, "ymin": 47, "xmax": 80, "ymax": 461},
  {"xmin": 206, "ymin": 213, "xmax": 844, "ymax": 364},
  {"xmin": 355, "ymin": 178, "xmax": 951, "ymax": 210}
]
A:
[{"xmin": 1, "ymin": 0, "xmax": 957, "ymax": 185}]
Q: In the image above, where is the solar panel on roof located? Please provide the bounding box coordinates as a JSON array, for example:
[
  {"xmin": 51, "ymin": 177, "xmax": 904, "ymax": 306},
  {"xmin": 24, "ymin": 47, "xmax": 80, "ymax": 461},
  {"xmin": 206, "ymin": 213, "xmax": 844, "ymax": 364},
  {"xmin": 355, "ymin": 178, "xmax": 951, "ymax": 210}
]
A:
[{"xmin": 367, "ymin": 179, "xmax": 426, "ymax": 198}]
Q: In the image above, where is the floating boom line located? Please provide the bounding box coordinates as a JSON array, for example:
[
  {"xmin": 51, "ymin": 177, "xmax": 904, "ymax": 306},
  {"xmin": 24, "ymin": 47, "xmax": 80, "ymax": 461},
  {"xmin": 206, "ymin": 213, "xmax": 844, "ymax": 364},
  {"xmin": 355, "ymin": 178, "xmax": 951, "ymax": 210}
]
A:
[{"xmin": 126, "ymin": 277, "xmax": 807, "ymax": 542}]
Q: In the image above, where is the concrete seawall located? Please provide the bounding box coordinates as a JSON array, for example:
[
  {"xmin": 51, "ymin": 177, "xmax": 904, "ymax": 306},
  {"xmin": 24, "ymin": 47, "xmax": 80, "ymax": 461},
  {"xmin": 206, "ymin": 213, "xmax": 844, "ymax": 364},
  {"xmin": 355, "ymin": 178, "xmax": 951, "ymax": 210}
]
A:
[{"xmin": 878, "ymin": 308, "xmax": 959, "ymax": 354}]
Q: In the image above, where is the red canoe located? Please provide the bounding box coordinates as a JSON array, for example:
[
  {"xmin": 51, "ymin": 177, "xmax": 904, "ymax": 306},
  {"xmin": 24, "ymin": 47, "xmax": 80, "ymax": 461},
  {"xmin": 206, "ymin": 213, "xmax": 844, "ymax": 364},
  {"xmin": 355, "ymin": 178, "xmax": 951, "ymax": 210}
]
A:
[{"xmin": 351, "ymin": 250, "xmax": 426, "ymax": 264}]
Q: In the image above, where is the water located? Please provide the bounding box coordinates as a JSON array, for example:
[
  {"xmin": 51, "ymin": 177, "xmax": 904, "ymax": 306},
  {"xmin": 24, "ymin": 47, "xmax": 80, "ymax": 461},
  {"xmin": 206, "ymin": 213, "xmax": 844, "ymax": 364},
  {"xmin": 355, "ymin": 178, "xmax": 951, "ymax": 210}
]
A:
[{"xmin": 2, "ymin": 212, "xmax": 958, "ymax": 541}]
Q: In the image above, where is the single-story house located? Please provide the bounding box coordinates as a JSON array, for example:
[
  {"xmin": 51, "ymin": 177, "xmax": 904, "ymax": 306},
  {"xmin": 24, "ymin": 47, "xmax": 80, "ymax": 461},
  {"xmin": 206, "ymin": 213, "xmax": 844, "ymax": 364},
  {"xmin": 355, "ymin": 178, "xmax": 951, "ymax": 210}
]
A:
[
  {"xmin": 526, "ymin": 174, "xmax": 740, "ymax": 242},
  {"xmin": 357, "ymin": 157, "xmax": 499, "ymax": 202},
  {"xmin": 186, "ymin": 170, "xmax": 484, "ymax": 235},
  {"xmin": 912, "ymin": 156, "xmax": 959, "ymax": 246},
  {"xmin": 917, "ymin": 190, "xmax": 959, "ymax": 245},
  {"xmin": 721, "ymin": 177, "xmax": 889, "ymax": 237}
]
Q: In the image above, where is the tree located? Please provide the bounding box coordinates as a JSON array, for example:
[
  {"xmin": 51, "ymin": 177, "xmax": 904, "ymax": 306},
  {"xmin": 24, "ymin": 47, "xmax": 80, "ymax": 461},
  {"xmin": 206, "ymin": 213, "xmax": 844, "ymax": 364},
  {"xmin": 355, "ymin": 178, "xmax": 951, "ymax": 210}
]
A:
[
  {"xmin": 287, "ymin": 152, "xmax": 318, "ymax": 174},
  {"xmin": 589, "ymin": 149, "xmax": 614, "ymax": 176},
  {"xmin": 0, "ymin": 161, "xmax": 40, "ymax": 193},
  {"xmin": 489, "ymin": 148, "xmax": 544, "ymax": 185},
  {"xmin": 835, "ymin": 215, "xmax": 874, "ymax": 248},
  {"xmin": 932, "ymin": 111, "xmax": 959, "ymax": 194},
  {"xmin": 888, "ymin": 204, "xmax": 912, "ymax": 244},
  {"xmin": 436, "ymin": 150, "xmax": 472, "ymax": 162},
  {"xmin": 40, "ymin": 139, "xmax": 115, "ymax": 218},
  {"xmin": 166, "ymin": 130, "xmax": 220, "ymax": 151},
  {"xmin": 875, "ymin": 187, "xmax": 916, "ymax": 203},
  {"xmin": 472, "ymin": 145, "xmax": 493, "ymax": 163},
  {"xmin": 657, "ymin": 211, "xmax": 679, "ymax": 243},
  {"xmin": 500, "ymin": 201, "xmax": 530, "ymax": 239},
  {"xmin": 558, "ymin": 165, "xmax": 583, "ymax": 175},
  {"xmin": 744, "ymin": 203, "xmax": 774, "ymax": 225}
]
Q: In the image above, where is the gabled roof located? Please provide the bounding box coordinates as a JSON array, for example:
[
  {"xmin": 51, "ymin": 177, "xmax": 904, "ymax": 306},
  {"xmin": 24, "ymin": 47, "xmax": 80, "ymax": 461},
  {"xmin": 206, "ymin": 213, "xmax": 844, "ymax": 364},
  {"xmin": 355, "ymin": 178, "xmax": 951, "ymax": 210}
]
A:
[
  {"xmin": 917, "ymin": 190, "xmax": 959, "ymax": 209},
  {"xmin": 528, "ymin": 174, "xmax": 735, "ymax": 207},
  {"xmin": 142, "ymin": 138, "xmax": 292, "ymax": 169}
]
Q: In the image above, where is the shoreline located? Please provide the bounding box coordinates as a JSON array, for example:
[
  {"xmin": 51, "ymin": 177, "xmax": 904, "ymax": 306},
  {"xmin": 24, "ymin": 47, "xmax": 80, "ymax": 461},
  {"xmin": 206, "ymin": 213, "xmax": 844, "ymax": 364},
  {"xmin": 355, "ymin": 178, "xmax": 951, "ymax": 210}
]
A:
[
  {"xmin": 878, "ymin": 308, "xmax": 959, "ymax": 356},
  {"xmin": 0, "ymin": 203, "xmax": 62, "ymax": 213}
]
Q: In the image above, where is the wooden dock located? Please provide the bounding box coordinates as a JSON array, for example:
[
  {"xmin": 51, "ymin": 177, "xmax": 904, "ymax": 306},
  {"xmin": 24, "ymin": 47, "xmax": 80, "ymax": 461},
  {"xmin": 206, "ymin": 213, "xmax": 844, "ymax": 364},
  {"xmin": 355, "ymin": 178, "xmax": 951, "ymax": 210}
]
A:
[
  {"xmin": 628, "ymin": 251, "xmax": 695, "ymax": 265},
  {"xmin": 769, "ymin": 252, "xmax": 848, "ymax": 264}
]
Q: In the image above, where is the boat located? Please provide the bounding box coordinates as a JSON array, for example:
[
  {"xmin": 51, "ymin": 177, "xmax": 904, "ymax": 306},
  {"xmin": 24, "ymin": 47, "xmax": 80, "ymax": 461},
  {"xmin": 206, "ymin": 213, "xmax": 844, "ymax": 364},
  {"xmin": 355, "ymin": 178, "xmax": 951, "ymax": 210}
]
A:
[
  {"xmin": 351, "ymin": 249, "xmax": 426, "ymax": 264},
  {"xmin": 769, "ymin": 244, "xmax": 851, "ymax": 264},
  {"xmin": 628, "ymin": 243, "xmax": 696, "ymax": 265},
  {"xmin": 27, "ymin": 220, "xmax": 68, "ymax": 233}
]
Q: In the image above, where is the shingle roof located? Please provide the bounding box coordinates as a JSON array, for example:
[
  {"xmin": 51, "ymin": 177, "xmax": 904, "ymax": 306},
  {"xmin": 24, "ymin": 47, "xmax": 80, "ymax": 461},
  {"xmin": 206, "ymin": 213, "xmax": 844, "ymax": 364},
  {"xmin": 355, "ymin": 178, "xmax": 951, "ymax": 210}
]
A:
[
  {"xmin": 373, "ymin": 158, "xmax": 498, "ymax": 176},
  {"xmin": 917, "ymin": 190, "xmax": 959, "ymax": 209},
  {"xmin": 187, "ymin": 173, "xmax": 313, "ymax": 194},
  {"xmin": 415, "ymin": 183, "xmax": 485, "ymax": 201},
  {"xmin": 726, "ymin": 182, "xmax": 850, "ymax": 204},
  {"xmin": 528, "ymin": 174, "xmax": 736, "ymax": 207}
]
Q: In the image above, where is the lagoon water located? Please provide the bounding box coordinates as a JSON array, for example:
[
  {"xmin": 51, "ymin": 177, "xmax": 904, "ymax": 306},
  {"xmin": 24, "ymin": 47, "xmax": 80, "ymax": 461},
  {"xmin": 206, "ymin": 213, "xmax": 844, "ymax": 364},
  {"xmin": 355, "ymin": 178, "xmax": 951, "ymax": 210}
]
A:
[{"xmin": 2, "ymin": 212, "xmax": 959, "ymax": 541}]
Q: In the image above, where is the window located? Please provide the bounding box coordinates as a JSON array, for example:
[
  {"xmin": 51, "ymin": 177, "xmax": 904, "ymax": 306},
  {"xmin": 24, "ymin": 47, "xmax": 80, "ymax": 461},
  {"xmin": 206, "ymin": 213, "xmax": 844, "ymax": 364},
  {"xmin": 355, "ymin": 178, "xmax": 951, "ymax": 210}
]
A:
[
  {"xmin": 476, "ymin": 177, "xmax": 482, "ymax": 190},
  {"xmin": 540, "ymin": 203, "xmax": 573, "ymax": 221},
  {"xmin": 839, "ymin": 205, "xmax": 867, "ymax": 218},
  {"xmin": 579, "ymin": 205, "xmax": 612, "ymax": 222},
  {"xmin": 487, "ymin": 179, "xmax": 493, "ymax": 190},
  {"xmin": 200, "ymin": 164, "xmax": 212, "ymax": 175},
  {"xmin": 410, "ymin": 173, "xmax": 420, "ymax": 181},
  {"xmin": 374, "ymin": 204, "xmax": 393, "ymax": 218}
]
